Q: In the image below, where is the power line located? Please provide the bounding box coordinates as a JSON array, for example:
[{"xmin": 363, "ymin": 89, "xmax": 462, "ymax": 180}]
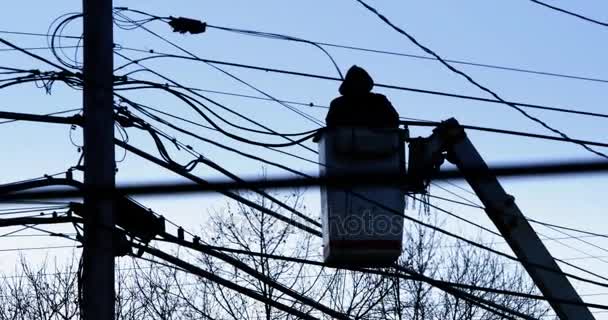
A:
[
  {"xmin": 124, "ymin": 7, "xmax": 608, "ymax": 86},
  {"xmin": 118, "ymin": 47, "xmax": 608, "ymax": 121},
  {"xmin": 127, "ymin": 101, "xmax": 316, "ymax": 177},
  {"xmin": 205, "ymin": 19, "xmax": 608, "ymax": 84},
  {"xmin": 529, "ymin": 0, "xmax": 608, "ymax": 28},
  {"xmin": 528, "ymin": 218, "xmax": 608, "ymax": 240},
  {"xmin": 0, "ymin": 30, "xmax": 80, "ymax": 39},
  {"xmin": 153, "ymin": 231, "xmax": 535, "ymax": 319},
  {"xmin": 313, "ymin": 40, "xmax": 608, "ymax": 85},
  {"xmin": 133, "ymin": 244, "xmax": 323, "ymax": 320},
  {"xmin": 432, "ymin": 182, "xmax": 608, "ymax": 244},
  {"xmin": 403, "ymin": 120, "xmax": 608, "ymax": 149},
  {"xmin": 112, "ymin": 108, "xmax": 608, "ymax": 286},
  {"xmin": 159, "ymin": 232, "xmax": 353, "ymax": 320},
  {"xmin": 115, "ymin": 76, "xmax": 608, "ymax": 151},
  {"xmin": 0, "ymin": 245, "xmax": 77, "ymax": 253},
  {"xmin": 116, "ymin": 139, "xmax": 322, "ymax": 237},
  {"xmin": 421, "ymin": 188, "xmax": 608, "ymax": 282},
  {"xmin": 160, "ymin": 86, "xmax": 328, "ymax": 109},
  {"xmin": 0, "ymin": 45, "xmax": 82, "ymax": 53},
  {"xmin": 411, "ymin": 194, "xmax": 608, "ymax": 283},
  {"xmin": 7, "ymin": 153, "xmax": 608, "ymax": 292},
  {"xmin": 5, "ymin": 159, "xmax": 608, "ymax": 201},
  {"xmin": 0, "ymin": 36, "xmax": 73, "ymax": 73},
  {"xmin": 206, "ymin": 24, "xmax": 345, "ymax": 80},
  {"xmin": 353, "ymin": 0, "xmax": 608, "ymax": 160},
  {"xmin": 115, "ymin": 81, "xmax": 319, "ymax": 148},
  {"xmin": 114, "ymin": 51, "xmax": 319, "ymax": 155},
  {"xmin": 115, "ymin": 11, "xmax": 325, "ymax": 128},
  {"xmin": 119, "ymin": 106, "xmax": 321, "ymax": 228},
  {"xmin": 206, "ymin": 21, "xmax": 608, "ymax": 84},
  {"xmin": 8, "ymin": 142, "xmax": 600, "ymax": 308},
  {"xmin": 122, "ymin": 131, "xmax": 608, "ymax": 295},
  {"xmin": 6, "ymin": 21, "xmax": 608, "ymax": 85},
  {"xmin": 2, "ymin": 20, "xmax": 604, "ymax": 310},
  {"xmin": 121, "ymin": 76, "xmax": 608, "ymax": 153},
  {"xmin": 156, "ymin": 232, "xmax": 608, "ymax": 313}
]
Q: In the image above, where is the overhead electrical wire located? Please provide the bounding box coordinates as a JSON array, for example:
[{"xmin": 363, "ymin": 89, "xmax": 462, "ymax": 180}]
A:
[
  {"xmin": 117, "ymin": 8, "xmax": 608, "ymax": 85},
  {"xmin": 48, "ymin": 12, "xmax": 84, "ymax": 70},
  {"xmin": 430, "ymin": 182, "xmax": 482, "ymax": 207},
  {"xmin": 0, "ymin": 245, "xmax": 76, "ymax": 252},
  {"xmin": 121, "ymin": 205, "xmax": 529, "ymax": 320},
  {"xmin": 413, "ymin": 193, "xmax": 608, "ymax": 255},
  {"xmin": 116, "ymin": 104, "xmax": 321, "ymax": 228},
  {"xmin": 116, "ymin": 8, "xmax": 344, "ymax": 79},
  {"xmin": 7, "ymin": 10, "xmax": 608, "ymax": 86},
  {"xmin": 0, "ymin": 35, "xmax": 73, "ymax": 73},
  {"xmin": 114, "ymin": 10, "xmax": 325, "ymax": 128},
  {"xmin": 117, "ymin": 82, "xmax": 608, "ymax": 151},
  {"xmin": 402, "ymin": 120, "xmax": 608, "ymax": 149},
  {"xmin": 117, "ymin": 47, "xmax": 608, "ymax": 121},
  {"xmin": 111, "ymin": 128, "xmax": 540, "ymax": 318},
  {"xmin": 423, "ymin": 186, "xmax": 608, "ymax": 281},
  {"xmin": 0, "ymin": 117, "xmax": 584, "ymax": 316},
  {"xmin": 158, "ymin": 232, "xmax": 353, "ymax": 320},
  {"xmin": 7, "ymin": 160, "xmax": 608, "ymax": 200},
  {"xmin": 353, "ymin": 0, "xmax": 608, "ymax": 160},
  {"xmin": 528, "ymin": 218, "xmax": 608, "ymax": 241},
  {"xmin": 123, "ymin": 100, "xmax": 315, "ymax": 178},
  {"xmin": 110, "ymin": 87, "xmax": 608, "ymax": 284},
  {"xmin": 4, "ymin": 8, "xmax": 600, "ymax": 312},
  {"xmin": 121, "ymin": 73, "xmax": 608, "ymax": 151},
  {"xmin": 205, "ymin": 24, "xmax": 344, "ymax": 79},
  {"xmin": 155, "ymin": 235, "xmax": 537, "ymax": 319},
  {"xmin": 113, "ymin": 73, "xmax": 608, "ymax": 153},
  {"xmin": 115, "ymin": 139, "xmax": 323, "ymax": 237},
  {"xmin": 129, "ymin": 100, "xmax": 326, "ymax": 170},
  {"xmin": 132, "ymin": 244, "xmax": 323, "ymax": 320},
  {"xmin": 113, "ymin": 51, "xmax": 319, "ymax": 155},
  {"xmin": 0, "ymin": 30, "xmax": 80, "ymax": 39},
  {"xmin": 428, "ymin": 186, "xmax": 608, "ymax": 245},
  {"xmin": 114, "ymin": 80, "xmax": 319, "ymax": 148},
  {"xmin": 26, "ymin": 147, "xmax": 607, "ymax": 293},
  {"xmin": 0, "ymin": 8, "xmax": 600, "ymax": 316},
  {"xmin": 117, "ymin": 89, "xmax": 318, "ymax": 138},
  {"xmin": 529, "ymin": 0, "xmax": 608, "ymax": 28},
  {"xmin": 538, "ymin": 223, "xmax": 608, "ymax": 259},
  {"xmin": 161, "ymin": 86, "xmax": 328, "ymax": 109},
  {"xmin": 155, "ymin": 228, "xmax": 608, "ymax": 313}
]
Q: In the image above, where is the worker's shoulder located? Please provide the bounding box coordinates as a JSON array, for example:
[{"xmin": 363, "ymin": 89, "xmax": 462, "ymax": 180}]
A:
[{"xmin": 368, "ymin": 92, "xmax": 391, "ymax": 103}]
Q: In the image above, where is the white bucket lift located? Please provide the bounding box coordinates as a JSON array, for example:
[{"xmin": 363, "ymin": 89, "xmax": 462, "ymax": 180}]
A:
[{"xmin": 317, "ymin": 127, "xmax": 406, "ymax": 266}]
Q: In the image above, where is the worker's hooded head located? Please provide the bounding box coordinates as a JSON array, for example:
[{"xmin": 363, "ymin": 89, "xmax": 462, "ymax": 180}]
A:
[
  {"xmin": 326, "ymin": 65, "xmax": 399, "ymax": 128},
  {"xmin": 339, "ymin": 65, "xmax": 374, "ymax": 96}
]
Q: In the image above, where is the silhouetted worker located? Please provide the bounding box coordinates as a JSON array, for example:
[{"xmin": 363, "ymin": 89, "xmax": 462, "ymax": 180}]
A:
[{"xmin": 326, "ymin": 66, "xmax": 399, "ymax": 128}]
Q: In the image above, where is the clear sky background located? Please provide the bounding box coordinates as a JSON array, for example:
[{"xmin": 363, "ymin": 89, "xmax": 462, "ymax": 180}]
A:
[{"xmin": 1, "ymin": 0, "xmax": 607, "ymax": 317}]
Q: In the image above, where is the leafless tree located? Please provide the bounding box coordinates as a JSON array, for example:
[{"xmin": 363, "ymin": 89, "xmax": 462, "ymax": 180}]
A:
[{"xmin": 0, "ymin": 197, "xmax": 551, "ymax": 320}]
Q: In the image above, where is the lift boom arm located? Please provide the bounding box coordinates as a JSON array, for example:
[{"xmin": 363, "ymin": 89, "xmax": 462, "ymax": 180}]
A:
[{"xmin": 419, "ymin": 118, "xmax": 593, "ymax": 320}]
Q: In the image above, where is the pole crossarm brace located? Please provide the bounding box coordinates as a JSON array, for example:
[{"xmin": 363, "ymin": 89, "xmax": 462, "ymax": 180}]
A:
[{"xmin": 419, "ymin": 118, "xmax": 595, "ymax": 320}]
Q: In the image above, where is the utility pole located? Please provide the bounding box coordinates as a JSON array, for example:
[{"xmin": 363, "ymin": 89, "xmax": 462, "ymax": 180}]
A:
[{"xmin": 81, "ymin": 0, "xmax": 115, "ymax": 319}]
